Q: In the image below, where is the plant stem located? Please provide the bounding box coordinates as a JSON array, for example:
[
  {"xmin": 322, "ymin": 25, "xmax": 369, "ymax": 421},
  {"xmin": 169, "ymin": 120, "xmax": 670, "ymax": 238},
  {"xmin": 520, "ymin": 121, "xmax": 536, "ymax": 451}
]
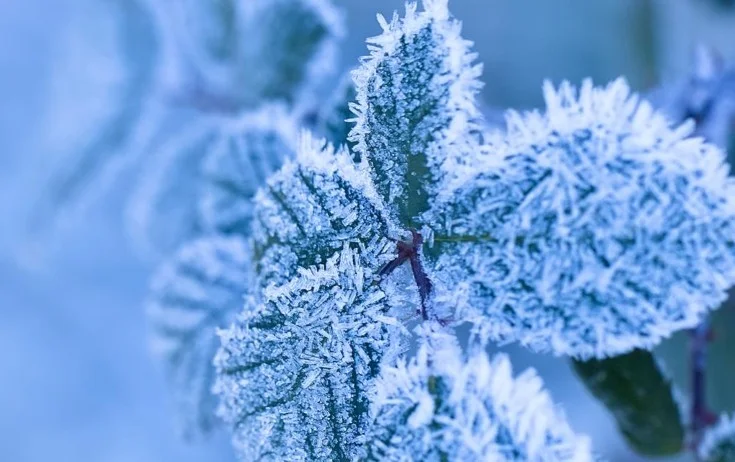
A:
[
  {"xmin": 689, "ymin": 317, "xmax": 716, "ymax": 454},
  {"xmin": 380, "ymin": 230, "xmax": 434, "ymax": 321}
]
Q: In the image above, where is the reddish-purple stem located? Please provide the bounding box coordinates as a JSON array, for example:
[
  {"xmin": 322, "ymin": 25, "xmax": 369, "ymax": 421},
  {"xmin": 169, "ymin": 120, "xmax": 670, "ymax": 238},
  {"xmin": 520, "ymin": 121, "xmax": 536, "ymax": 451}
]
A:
[
  {"xmin": 380, "ymin": 230, "xmax": 433, "ymax": 321},
  {"xmin": 689, "ymin": 317, "xmax": 717, "ymax": 454}
]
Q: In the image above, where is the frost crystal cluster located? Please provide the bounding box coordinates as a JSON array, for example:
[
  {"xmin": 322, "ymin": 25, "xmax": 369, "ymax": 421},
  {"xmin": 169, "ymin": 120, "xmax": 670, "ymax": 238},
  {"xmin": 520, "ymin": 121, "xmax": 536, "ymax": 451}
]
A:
[
  {"xmin": 350, "ymin": 0, "xmax": 483, "ymax": 226},
  {"xmin": 143, "ymin": 0, "xmax": 347, "ymax": 439},
  {"xmin": 129, "ymin": 0, "xmax": 735, "ymax": 460},
  {"xmin": 214, "ymin": 246, "xmax": 409, "ymax": 461},
  {"xmin": 369, "ymin": 327, "xmax": 592, "ymax": 461},
  {"xmin": 430, "ymin": 78, "xmax": 735, "ymax": 358},
  {"xmin": 251, "ymin": 135, "xmax": 395, "ymax": 287}
]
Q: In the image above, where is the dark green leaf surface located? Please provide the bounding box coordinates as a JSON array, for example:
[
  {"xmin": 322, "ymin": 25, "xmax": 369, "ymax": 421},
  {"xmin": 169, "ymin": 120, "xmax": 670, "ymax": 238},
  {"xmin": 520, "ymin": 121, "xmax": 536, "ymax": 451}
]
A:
[{"xmin": 572, "ymin": 349, "xmax": 685, "ymax": 457}]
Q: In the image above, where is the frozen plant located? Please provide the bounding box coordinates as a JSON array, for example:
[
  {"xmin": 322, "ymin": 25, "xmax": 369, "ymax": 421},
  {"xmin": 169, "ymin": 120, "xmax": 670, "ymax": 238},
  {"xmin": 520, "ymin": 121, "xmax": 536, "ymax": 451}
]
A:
[
  {"xmin": 37, "ymin": 0, "xmax": 735, "ymax": 459},
  {"xmin": 29, "ymin": 0, "xmax": 346, "ymax": 258},
  {"xmin": 147, "ymin": 235, "xmax": 255, "ymax": 437},
  {"xmin": 141, "ymin": 0, "xmax": 351, "ymax": 438},
  {"xmin": 368, "ymin": 325, "xmax": 592, "ymax": 461},
  {"xmin": 214, "ymin": 245, "xmax": 412, "ymax": 460},
  {"xmin": 428, "ymin": 78, "xmax": 735, "ymax": 359},
  {"xmin": 150, "ymin": 0, "xmax": 735, "ymax": 458}
]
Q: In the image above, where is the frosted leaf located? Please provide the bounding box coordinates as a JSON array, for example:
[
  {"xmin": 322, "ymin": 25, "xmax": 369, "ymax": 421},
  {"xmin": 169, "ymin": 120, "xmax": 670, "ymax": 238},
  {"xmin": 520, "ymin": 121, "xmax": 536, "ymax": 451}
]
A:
[
  {"xmin": 200, "ymin": 105, "xmax": 299, "ymax": 235},
  {"xmin": 648, "ymin": 46, "xmax": 735, "ymax": 149},
  {"xmin": 126, "ymin": 117, "xmax": 218, "ymax": 258},
  {"xmin": 369, "ymin": 326, "xmax": 593, "ymax": 461},
  {"xmin": 214, "ymin": 245, "xmax": 409, "ymax": 461},
  {"xmin": 29, "ymin": 0, "xmax": 159, "ymax": 232},
  {"xmin": 350, "ymin": 0, "xmax": 484, "ymax": 227},
  {"xmin": 251, "ymin": 133, "xmax": 396, "ymax": 287},
  {"xmin": 699, "ymin": 414, "xmax": 735, "ymax": 462},
  {"xmin": 238, "ymin": 0, "xmax": 344, "ymax": 110},
  {"xmin": 430, "ymin": 78, "xmax": 735, "ymax": 358},
  {"xmin": 165, "ymin": 0, "xmax": 240, "ymax": 72},
  {"xmin": 147, "ymin": 235, "xmax": 254, "ymax": 438},
  {"xmin": 316, "ymin": 71, "xmax": 357, "ymax": 150},
  {"xmin": 153, "ymin": 0, "xmax": 343, "ymax": 112}
]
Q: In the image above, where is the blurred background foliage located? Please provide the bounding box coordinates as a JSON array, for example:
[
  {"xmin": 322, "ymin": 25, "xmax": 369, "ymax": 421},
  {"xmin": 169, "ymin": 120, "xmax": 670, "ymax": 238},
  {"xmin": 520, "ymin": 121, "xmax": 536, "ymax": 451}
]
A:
[{"xmin": 1, "ymin": 1, "xmax": 734, "ymax": 461}]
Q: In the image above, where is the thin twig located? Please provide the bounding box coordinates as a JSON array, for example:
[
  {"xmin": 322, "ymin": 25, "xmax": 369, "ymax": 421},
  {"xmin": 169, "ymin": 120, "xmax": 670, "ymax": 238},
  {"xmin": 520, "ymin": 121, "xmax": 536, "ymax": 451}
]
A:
[
  {"xmin": 379, "ymin": 230, "xmax": 434, "ymax": 321},
  {"xmin": 689, "ymin": 317, "xmax": 716, "ymax": 456}
]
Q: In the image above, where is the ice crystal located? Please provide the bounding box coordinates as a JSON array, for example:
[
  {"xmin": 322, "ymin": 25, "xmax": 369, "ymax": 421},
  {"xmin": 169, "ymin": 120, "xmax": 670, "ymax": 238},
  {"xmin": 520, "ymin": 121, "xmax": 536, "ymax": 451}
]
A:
[
  {"xmin": 368, "ymin": 326, "xmax": 593, "ymax": 461},
  {"xmin": 147, "ymin": 235, "xmax": 255, "ymax": 437},
  {"xmin": 200, "ymin": 105, "xmax": 299, "ymax": 235},
  {"xmin": 251, "ymin": 133, "xmax": 396, "ymax": 287},
  {"xmin": 214, "ymin": 245, "xmax": 409, "ymax": 461},
  {"xmin": 699, "ymin": 414, "xmax": 735, "ymax": 462},
  {"xmin": 350, "ymin": 0, "xmax": 484, "ymax": 227},
  {"xmin": 430, "ymin": 78, "xmax": 735, "ymax": 358}
]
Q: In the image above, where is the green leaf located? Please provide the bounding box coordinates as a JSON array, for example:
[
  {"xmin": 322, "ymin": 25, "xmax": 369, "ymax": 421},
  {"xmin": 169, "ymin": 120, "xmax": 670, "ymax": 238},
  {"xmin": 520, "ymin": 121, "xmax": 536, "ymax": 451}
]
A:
[
  {"xmin": 147, "ymin": 235, "xmax": 254, "ymax": 438},
  {"xmin": 214, "ymin": 246, "xmax": 409, "ymax": 461},
  {"xmin": 350, "ymin": 0, "xmax": 483, "ymax": 227},
  {"xmin": 572, "ymin": 349, "xmax": 685, "ymax": 457}
]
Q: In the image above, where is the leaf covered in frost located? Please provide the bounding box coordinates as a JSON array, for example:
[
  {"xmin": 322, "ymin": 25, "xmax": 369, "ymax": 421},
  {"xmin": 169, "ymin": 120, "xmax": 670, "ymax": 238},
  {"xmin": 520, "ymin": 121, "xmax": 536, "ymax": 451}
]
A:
[
  {"xmin": 214, "ymin": 245, "xmax": 409, "ymax": 461},
  {"xmin": 163, "ymin": 0, "xmax": 240, "ymax": 72},
  {"xmin": 699, "ymin": 414, "xmax": 735, "ymax": 462},
  {"xmin": 251, "ymin": 134, "xmax": 396, "ymax": 287},
  {"xmin": 369, "ymin": 326, "xmax": 593, "ymax": 461},
  {"xmin": 126, "ymin": 117, "xmax": 218, "ymax": 258},
  {"xmin": 572, "ymin": 349, "xmax": 685, "ymax": 456},
  {"xmin": 147, "ymin": 235, "xmax": 254, "ymax": 437},
  {"xmin": 238, "ymin": 0, "xmax": 344, "ymax": 110},
  {"xmin": 200, "ymin": 104, "xmax": 299, "ymax": 236},
  {"xmin": 154, "ymin": 0, "xmax": 343, "ymax": 112},
  {"xmin": 29, "ymin": 0, "xmax": 159, "ymax": 233},
  {"xmin": 350, "ymin": 0, "xmax": 483, "ymax": 227},
  {"xmin": 430, "ymin": 78, "xmax": 735, "ymax": 358}
]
